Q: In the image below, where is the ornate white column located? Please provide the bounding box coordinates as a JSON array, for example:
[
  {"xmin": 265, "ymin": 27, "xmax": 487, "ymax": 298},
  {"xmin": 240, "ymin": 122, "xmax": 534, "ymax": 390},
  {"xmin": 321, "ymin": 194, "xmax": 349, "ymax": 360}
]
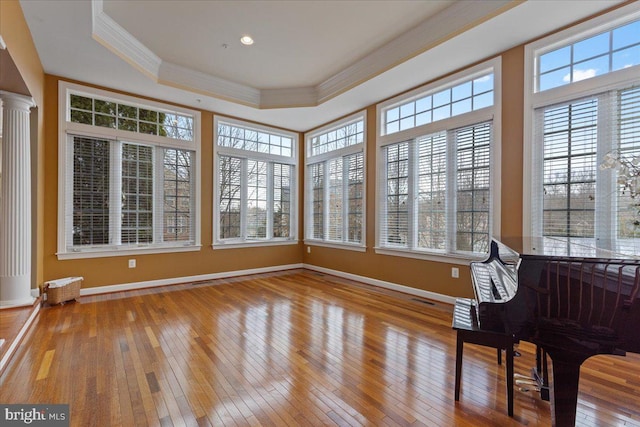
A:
[{"xmin": 0, "ymin": 91, "xmax": 36, "ymax": 308}]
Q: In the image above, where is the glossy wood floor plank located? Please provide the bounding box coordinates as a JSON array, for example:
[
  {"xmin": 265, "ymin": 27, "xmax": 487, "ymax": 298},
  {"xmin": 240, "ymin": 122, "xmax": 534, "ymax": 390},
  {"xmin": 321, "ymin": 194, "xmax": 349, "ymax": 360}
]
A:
[{"xmin": 1, "ymin": 269, "xmax": 639, "ymax": 426}]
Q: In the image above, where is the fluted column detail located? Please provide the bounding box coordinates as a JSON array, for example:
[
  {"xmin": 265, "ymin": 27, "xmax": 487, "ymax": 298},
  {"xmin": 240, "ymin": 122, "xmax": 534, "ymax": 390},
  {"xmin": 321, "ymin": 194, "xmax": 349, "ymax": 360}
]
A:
[{"xmin": 0, "ymin": 91, "xmax": 35, "ymax": 308}]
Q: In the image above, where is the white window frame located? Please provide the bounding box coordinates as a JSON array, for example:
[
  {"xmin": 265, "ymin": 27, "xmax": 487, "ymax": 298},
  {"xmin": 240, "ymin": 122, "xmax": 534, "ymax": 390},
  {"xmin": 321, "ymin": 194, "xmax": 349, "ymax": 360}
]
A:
[
  {"xmin": 57, "ymin": 81, "xmax": 202, "ymax": 259},
  {"xmin": 304, "ymin": 111, "xmax": 366, "ymax": 251},
  {"xmin": 213, "ymin": 116, "xmax": 298, "ymax": 248},
  {"xmin": 375, "ymin": 58, "xmax": 502, "ymax": 264},
  {"xmin": 523, "ymin": 3, "xmax": 640, "ymax": 250}
]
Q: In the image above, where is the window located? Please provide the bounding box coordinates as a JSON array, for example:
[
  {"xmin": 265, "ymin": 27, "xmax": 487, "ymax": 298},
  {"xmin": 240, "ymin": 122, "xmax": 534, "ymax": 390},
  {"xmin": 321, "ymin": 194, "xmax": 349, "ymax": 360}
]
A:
[
  {"xmin": 58, "ymin": 82, "xmax": 201, "ymax": 259},
  {"xmin": 305, "ymin": 113, "xmax": 365, "ymax": 248},
  {"xmin": 214, "ymin": 117, "xmax": 297, "ymax": 246},
  {"xmin": 536, "ymin": 18, "xmax": 640, "ymax": 92},
  {"xmin": 69, "ymin": 93, "xmax": 193, "ymax": 140},
  {"xmin": 383, "ymin": 73, "xmax": 494, "ymax": 135},
  {"xmin": 376, "ymin": 59, "xmax": 500, "ymax": 260},
  {"xmin": 525, "ymin": 4, "xmax": 640, "ymax": 256}
]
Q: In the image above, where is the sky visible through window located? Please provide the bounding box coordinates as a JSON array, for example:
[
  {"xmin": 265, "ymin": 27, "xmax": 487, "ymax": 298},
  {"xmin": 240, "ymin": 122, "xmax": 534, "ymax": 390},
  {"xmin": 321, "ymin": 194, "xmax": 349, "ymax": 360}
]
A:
[
  {"xmin": 384, "ymin": 73, "xmax": 493, "ymax": 135},
  {"xmin": 538, "ymin": 19, "xmax": 640, "ymax": 91}
]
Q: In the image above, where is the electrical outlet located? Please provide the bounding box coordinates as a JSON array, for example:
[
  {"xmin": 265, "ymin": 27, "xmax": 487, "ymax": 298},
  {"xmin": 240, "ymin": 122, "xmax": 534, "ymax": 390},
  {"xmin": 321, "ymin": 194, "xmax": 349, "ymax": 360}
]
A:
[
  {"xmin": 128, "ymin": 259, "xmax": 136, "ymax": 268},
  {"xmin": 451, "ymin": 267, "xmax": 459, "ymax": 278},
  {"xmin": 307, "ymin": 246, "xmax": 311, "ymax": 253}
]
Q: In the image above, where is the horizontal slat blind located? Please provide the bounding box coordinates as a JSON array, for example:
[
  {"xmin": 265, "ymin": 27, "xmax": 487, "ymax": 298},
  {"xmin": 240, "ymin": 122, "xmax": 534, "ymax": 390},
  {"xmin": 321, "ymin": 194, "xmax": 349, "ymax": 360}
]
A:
[
  {"xmin": 533, "ymin": 85, "xmax": 640, "ymax": 254},
  {"xmin": 305, "ymin": 113, "xmax": 365, "ymax": 245},
  {"xmin": 539, "ymin": 98, "xmax": 598, "ymax": 238},
  {"xmin": 68, "ymin": 136, "xmax": 196, "ymax": 250},
  {"xmin": 272, "ymin": 163, "xmax": 291, "ymax": 239},
  {"xmin": 617, "ymin": 86, "xmax": 640, "ymax": 241},
  {"xmin": 328, "ymin": 157, "xmax": 344, "ymax": 241},
  {"xmin": 309, "ymin": 162, "xmax": 324, "ymax": 240},
  {"xmin": 72, "ymin": 136, "xmax": 111, "ymax": 246},
  {"xmin": 379, "ymin": 122, "xmax": 492, "ymax": 255},
  {"xmin": 455, "ymin": 123, "xmax": 492, "ymax": 253},
  {"xmin": 382, "ymin": 142, "xmax": 410, "ymax": 247},
  {"xmin": 215, "ymin": 119, "xmax": 297, "ymax": 243},
  {"xmin": 347, "ymin": 152, "xmax": 364, "ymax": 243},
  {"xmin": 122, "ymin": 143, "xmax": 153, "ymax": 244},
  {"xmin": 416, "ymin": 132, "xmax": 447, "ymax": 251}
]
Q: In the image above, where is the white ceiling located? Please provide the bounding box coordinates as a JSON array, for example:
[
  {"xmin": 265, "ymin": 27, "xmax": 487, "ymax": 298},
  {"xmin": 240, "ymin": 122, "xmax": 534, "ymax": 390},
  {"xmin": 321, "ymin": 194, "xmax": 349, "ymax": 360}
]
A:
[
  {"xmin": 103, "ymin": 0, "xmax": 454, "ymax": 90},
  {"xmin": 18, "ymin": 0, "xmax": 624, "ymax": 131}
]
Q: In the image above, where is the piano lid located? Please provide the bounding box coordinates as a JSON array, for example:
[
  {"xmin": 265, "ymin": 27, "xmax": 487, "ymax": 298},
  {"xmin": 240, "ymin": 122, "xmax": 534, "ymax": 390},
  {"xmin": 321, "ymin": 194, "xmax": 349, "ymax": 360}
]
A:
[{"xmin": 499, "ymin": 236, "xmax": 640, "ymax": 261}]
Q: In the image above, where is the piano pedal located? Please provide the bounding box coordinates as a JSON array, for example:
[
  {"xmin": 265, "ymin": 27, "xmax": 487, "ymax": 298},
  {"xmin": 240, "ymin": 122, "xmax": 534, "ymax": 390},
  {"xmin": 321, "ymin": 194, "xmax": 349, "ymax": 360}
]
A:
[
  {"xmin": 518, "ymin": 386, "xmax": 540, "ymax": 393},
  {"xmin": 531, "ymin": 368, "xmax": 550, "ymax": 401},
  {"xmin": 500, "ymin": 348, "xmax": 521, "ymax": 357},
  {"xmin": 513, "ymin": 342, "xmax": 521, "ymax": 357},
  {"xmin": 516, "ymin": 379, "xmax": 538, "ymax": 386},
  {"xmin": 514, "ymin": 373, "xmax": 532, "ymax": 379}
]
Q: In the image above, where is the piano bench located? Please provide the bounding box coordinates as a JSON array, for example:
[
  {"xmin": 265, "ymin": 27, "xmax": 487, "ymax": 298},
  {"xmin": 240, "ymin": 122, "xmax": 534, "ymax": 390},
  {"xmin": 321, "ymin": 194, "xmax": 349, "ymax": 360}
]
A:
[{"xmin": 453, "ymin": 298, "xmax": 517, "ymax": 417}]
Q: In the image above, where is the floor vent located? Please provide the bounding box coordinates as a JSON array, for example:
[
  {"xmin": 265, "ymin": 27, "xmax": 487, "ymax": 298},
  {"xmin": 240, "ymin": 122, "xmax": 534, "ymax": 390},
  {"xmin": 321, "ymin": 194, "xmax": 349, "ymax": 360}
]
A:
[{"xmin": 411, "ymin": 298, "xmax": 435, "ymax": 306}]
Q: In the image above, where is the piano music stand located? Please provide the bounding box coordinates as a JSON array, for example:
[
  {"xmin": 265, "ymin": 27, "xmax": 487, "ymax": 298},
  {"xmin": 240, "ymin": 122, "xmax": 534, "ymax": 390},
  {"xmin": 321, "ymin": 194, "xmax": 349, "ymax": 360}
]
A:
[{"xmin": 453, "ymin": 298, "xmax": 517, "ymax": 417}]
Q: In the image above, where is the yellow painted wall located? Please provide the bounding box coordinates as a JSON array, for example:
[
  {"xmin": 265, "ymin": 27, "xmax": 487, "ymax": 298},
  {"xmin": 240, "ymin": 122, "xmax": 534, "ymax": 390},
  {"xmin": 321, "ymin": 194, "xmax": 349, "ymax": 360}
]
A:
[
  {"xmin": 35, "ymin": 2, "xmax": 629, "ymax": 297},
  {"xmin": 42, "ymin": 75, "xmax": 304, "ymax": 288},
  {"xmin": 0, "ymin": 0, "xmax": 46, "ymax": 289},
  {"xmin": 300, "ymin": 47, "xmax": 530, "ymax": 299}
]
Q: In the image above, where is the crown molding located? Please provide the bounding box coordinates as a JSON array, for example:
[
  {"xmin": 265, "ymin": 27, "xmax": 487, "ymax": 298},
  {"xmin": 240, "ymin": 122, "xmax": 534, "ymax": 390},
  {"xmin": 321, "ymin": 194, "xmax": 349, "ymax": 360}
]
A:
[
  {"xmin": 91, "ymin": 0, "xmax": 515, "ymax": 109},
  {"xmin": 260, "ymin": 86, "xmax": 319, "ymax": 109},
  {"xmin": 317, "ymin": 0, "xmax": 516, "ymax": 104},
  {"xmin": 91, "ymin": 0, "xmax": 161, "ymax": 80},
  {"xmin": 158, "ymin": 61, "xmax": 261, "ymax": 107}
]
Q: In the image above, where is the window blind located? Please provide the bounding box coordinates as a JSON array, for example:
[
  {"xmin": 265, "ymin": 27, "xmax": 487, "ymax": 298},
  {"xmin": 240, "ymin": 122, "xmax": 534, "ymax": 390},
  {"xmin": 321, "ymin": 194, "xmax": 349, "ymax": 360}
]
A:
[
  {"xmin": 67, "ymin": 135, "xmax": 195, "ymax": 250},
  {"xmin": 347, "ymin": 152, "xmax": 364, "ymax": 243},
  {"xmin": 272, "ymin": 163, "xmax": 291, "ymax": 239},
  {"xmin": 455, "ymin": 123, "xmax": 492, "ymax": 253},
  {"xmin": 122, "ymin": 143, "xmax": 153, "ymax": 244},
  {"xmin": 616, "ymin": 86, "xmax": 640, "ymax": 245},
  {"xmin": 71, "ymin": 136, "xmax": 111, "ymax": 246},
  {"xmin": 378, "ymin": 122, "xmax": 493, "ymax": 255},
  {"xmin": 218, "ymin": 155, "xmax": 294, "ymax": 242},
  {"xmin": 328, "ymin": 157, "xmax": 344, "ymax": 241},
  {"xmin": 305, "ymin": 113, "xmax": 365, "ymax": 246},
  {"xmin": 382, "ymin": 142, "xmax": 410, "ymax": 246},
  {"xmin": 310, "ymin": 162, "xmax": 324, "ymax": 239},
  {"xmin": 416, "ymin": 132, "xmax": 447, "ymax": 251},
  {"xmin": 215, "ymin": 118, "xmax": 297, "ymax": 244},
  {"xmin": 539, "ymin": 98, "xmax": 598, "ymax": 238},
  {"xmin": 533, "ymin": 85, "xmax": 640, "ymax": 253}
]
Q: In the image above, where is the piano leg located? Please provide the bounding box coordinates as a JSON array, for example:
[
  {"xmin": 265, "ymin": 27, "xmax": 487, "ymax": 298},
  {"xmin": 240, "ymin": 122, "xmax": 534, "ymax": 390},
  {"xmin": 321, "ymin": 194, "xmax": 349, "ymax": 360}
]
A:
[
  {"xmin": 548, "ymin": 355, "xmax": 583, "ymax": 427},
  {"xmin": 506, "ymin": 344, "xmax": 514, "ymax": 417},
  {"xmin": 455, "ymin": 333, "xmax": 463, "ymax": 401}
]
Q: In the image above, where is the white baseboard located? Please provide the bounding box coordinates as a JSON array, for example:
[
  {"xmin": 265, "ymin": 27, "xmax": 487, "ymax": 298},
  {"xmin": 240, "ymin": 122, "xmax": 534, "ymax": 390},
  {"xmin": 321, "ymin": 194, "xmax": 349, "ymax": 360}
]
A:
[
  {"xmin": 73, "ymin": 262, "xmax": 455, "ymax": 306},
  {"xmin": 302, "ymin": 264, "xmax": 457, "ymax": 306},
  {"xmin": 0, "ymin": 301, "xmax": 40, "ymax": 374},
  {"xmin": 79, "ymin": 263, "xmax": 304, "ymax": 296}
]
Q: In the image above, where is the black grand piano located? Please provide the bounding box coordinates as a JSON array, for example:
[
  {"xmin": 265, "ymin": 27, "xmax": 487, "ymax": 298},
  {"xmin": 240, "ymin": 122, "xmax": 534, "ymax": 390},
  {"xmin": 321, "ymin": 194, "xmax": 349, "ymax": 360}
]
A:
[{"xmin": 453, "ymin": 236, "xmax": 640, "ymax": 426}]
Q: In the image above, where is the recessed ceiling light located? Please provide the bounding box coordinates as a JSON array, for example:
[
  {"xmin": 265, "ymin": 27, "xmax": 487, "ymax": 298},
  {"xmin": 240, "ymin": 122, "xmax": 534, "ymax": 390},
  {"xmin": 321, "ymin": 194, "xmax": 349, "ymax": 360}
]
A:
[{"xmin": 240, "ymin": 35, "xmax": 254, "ymax": 46}]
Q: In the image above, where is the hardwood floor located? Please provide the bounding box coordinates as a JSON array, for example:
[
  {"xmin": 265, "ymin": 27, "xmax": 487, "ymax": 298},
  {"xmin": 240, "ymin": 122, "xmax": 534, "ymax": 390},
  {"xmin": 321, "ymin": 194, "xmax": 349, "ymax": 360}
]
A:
[
  {"xmin": 0, "ymin": 299, "xmax": 40, "ymax": 374},
  {"xmin": 1, "ymin": 269, "xmax": 639, "ymax": 426}
]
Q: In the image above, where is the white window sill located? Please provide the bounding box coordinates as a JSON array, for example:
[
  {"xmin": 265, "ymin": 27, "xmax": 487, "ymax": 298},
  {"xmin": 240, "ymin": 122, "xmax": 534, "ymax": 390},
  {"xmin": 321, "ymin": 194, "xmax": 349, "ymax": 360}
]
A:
[
  {"xmin": 303, "ymin": 239, "xmax": 367, "ymax": 252},
  {"xmin": 57, "ymin": 244, "xmax": 202, "ymax": 260},
  {"xmin": 374, "ymin": 246, "xmax": 484, "ymax": 265},
  {"xmin": 212, "ymin": 239, "xmax": 299, "ymax": 250}
]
